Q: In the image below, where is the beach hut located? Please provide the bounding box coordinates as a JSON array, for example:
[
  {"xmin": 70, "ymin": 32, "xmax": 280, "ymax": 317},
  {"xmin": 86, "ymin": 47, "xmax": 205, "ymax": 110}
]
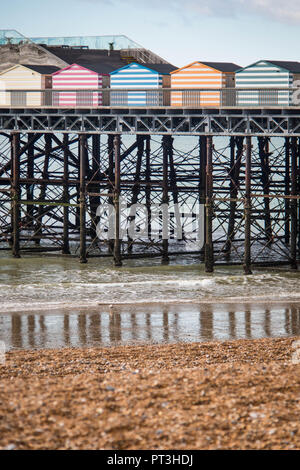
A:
[
  {"xmin": 235, "ymin": 60, "xmax": 300, "ymax": 106},
  {"xmin": 110, "ymin": 62, "xmax": 177, "ymax": 106},
  {"xmin": 170, "ymin": 61, "xmax": 241, "ymax": 107},
  {"xmin": 0, "ymin": 64, "xmax": 59, "ymax": 106},
  {"xmin": 51, "ymin": 62, "xmax": 122, "ymax": 107}
]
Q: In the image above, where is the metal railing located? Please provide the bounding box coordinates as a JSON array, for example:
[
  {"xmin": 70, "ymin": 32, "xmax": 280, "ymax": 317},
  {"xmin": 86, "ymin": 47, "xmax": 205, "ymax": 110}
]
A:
[{"xmin": 0, "ymin": 88, "xmax": 300, "ymax": 108}]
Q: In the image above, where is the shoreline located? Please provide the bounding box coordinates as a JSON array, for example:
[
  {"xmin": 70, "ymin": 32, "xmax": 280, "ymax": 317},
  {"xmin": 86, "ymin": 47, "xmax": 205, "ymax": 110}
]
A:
[
  {"xmin": 2, "ymin": 297, "xmax": 300, "ymax": 315},
  {"xmin": 1, "ymin": 336, "xmax": 300, "ymax": 450}
]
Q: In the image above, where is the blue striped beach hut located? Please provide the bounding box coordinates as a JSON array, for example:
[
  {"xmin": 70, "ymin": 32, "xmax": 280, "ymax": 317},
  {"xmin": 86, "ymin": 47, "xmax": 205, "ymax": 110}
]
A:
[
  {"xmin": 236, "ymin": 60, "xmax": 300, "ymax": 106},
  {"xmin": 110, "ymin": 62, "xmax": 177, "ymax": 106}
]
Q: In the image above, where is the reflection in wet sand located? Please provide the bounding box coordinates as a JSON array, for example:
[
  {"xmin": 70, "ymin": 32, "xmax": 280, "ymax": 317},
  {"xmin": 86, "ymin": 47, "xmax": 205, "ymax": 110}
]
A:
[{"xmin": 1, "ymin": 303, "xmax": 300, "ymax": 351}]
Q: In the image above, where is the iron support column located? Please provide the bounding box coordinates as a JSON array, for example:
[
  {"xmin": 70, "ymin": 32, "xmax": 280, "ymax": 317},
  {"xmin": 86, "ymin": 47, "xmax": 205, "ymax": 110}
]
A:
[
  {"xmin": 285, "ymin": 138, "xmax": 290, "ymax": 244},
  {"xmin": 108, "ymin": 134, "xmax": 114, "ymax": 254},
  {"xmin": 62, "ymin": 134, "xmax": 70, "ymax": 255},
  {"xmin": 162, "ymin": 135, "xmax": 170, "ymax": 263},
  {"xmin": 199, "ymin": 136, "xmax": 207, "ymax": 259},
  {"xmin": 243, "ymin": 136, "xmax": 252, "ymax": 275},
  {"xmin": 79, "ymin": 134, "xmax": 87, "ymax": 264},
  {"xmin": 205, "ymin": 136, "xmax": 214, "ymax": 273},
  {"xmin": 290, "ymin": 137, "xmax": 298, "ymax": 269},
  {"xmin": 11, "ymin": 132, "xmax": 20, "ymax": 258},
  {"xmin": 113, "ymin": 134, "xmax": 122, "ymax": 267}
]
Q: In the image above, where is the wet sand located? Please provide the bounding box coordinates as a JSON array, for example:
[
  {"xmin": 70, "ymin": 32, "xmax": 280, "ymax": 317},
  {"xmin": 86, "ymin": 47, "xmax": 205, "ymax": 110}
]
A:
[
  {"xmin": 1, "ymin": 301, "xmax": 300, "ymax": 350},
  {"xmin": 0, "ymin": 336, "xmax": 300, "ymax": 450}
]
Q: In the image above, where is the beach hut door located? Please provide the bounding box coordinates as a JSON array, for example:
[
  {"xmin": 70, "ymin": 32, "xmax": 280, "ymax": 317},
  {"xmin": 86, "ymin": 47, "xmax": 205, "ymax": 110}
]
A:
[
  {"xmin": 76, "ymin": 91, "xmax": 93, "ymax": 106},
  {"xmin": 11, "ymin": 91, "xmax": 26, "ymax": 106}
]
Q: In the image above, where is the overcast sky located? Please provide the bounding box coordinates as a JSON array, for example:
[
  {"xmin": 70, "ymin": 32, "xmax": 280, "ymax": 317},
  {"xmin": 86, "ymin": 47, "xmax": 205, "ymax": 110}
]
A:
[{"xmin": 1, "ymin": 0, "xmax": 300, "ymax": 67}]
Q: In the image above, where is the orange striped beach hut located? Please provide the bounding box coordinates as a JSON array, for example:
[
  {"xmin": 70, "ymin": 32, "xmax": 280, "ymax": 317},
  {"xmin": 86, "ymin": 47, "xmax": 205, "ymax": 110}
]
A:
[{"xmin": 170, "ymin": 61, "xmax": 241, "ymax": 107}]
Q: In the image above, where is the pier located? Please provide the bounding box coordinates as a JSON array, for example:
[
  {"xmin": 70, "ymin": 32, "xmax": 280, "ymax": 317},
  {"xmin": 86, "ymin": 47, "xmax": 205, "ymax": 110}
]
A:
[{"xmin": 0, "ymin": 99, "xmax": 300, "ymax": 272}]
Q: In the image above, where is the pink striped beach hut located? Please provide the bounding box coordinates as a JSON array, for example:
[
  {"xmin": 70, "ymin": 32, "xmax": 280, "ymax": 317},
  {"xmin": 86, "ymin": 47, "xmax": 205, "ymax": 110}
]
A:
[{"xmin": 52, "ymin": 62, "xmax": 118, "ymax": 107}]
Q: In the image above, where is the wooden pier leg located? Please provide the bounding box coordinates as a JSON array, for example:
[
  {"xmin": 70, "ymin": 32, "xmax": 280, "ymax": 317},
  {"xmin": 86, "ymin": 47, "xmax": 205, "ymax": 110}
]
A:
[
  {"xmin": 11, "ymin": 132, "xmax": 20, "ymax": 258},
  {"xmin": 243, "ymin": 136, "xmax": 252, "ymax": 275},
  {"xmin": 162, "ymin": 135, "xmax": 170, "ymax": 264},
  {"xmin": 205, "ymin": 136, "xmax": 214, "ymax": 273},
  {"xmin": 113, "ymin": 134, "xmax": 122, "ymax": 267},
  {"xmin": 290, "ymin": 137, "xmax": 298, "ymax": 270},
  {"xmin": 62, "ymin": 134, "xmax": 70, "ymax": 254},
  {"xmin": 79, "ymin": 134, "xmax": 87, "ymax": 264},
  {"xmin": 285, "ymin": 137, "xmax": 290, "ymax": 245}
]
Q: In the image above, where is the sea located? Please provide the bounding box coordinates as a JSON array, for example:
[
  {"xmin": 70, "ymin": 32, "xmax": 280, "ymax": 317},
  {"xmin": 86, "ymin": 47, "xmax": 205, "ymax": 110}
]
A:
[{"xmin": 0, "ymin": 253, "xmax": 300, "ymax": 350}]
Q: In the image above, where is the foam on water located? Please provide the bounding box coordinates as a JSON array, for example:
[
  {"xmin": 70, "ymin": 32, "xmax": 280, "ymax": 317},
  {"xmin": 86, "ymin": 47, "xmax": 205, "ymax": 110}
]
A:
[{"xmin": 1, "ymin": 256, "xmax": 300, "ymax": 313}]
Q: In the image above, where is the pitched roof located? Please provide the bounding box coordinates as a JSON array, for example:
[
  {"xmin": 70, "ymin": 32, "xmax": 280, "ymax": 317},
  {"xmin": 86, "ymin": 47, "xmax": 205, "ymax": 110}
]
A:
[
  {"xmin": 171, "ymin": 61, "xmax": 242, "ymax": 74},
  {"xmin": 21, "ymin": 64, "xmax": 60, "ymax": 74},
  {"xmin": 111, "ymin": 62, "xmax": 177, "ymax": 75},
  {"xmin": 75, "ymin": 61, "xmax": 125, "ymax": 74},
  {"xmin": 200, "ymin": 62, "xmax": 241, "ymax": 72},
  {"xmin": 266, "ymin": 61, "xmax": 300, "ymax": 73},
  {"xmin": 143, "ymin": 63, "xmax": 178, "ymax": 74}
]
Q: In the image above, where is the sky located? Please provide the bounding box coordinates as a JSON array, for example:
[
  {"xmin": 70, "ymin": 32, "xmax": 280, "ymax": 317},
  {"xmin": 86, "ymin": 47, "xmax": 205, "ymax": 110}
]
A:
[{"xmin": 1, "ymin": 0, "xmax": 300, "ymax": 67}]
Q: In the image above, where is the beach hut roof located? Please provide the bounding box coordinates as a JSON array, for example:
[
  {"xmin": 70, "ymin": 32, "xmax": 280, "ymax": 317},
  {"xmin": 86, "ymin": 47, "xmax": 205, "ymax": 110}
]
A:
[
  {"xmin": 143, "ymin": 63, "xmax": 178, "ymax": 74},
  {"xmin": 77, "ymin": 61, "xmax": 125, "ymax": 74},
  {"xmin": 110, "ymin": 62, "xmax": 177, "ymax": 75},
  {"xmin": 21, "ymin": 64, "xmax": 60, "ymax": 74},
  {"xmin": 266, "ymin": 61, "xmax": 300, "ymax": 73},
  {"xmin": 236, "ymin": 60, "xmax": 300, "ymax": 74},
  {"xmin": 52, "ymin": 61, "xmax": 124, "ymax": 76},
  {"xmin": 200, "ymin": 62, "xmax": 241, "ymax": 72},
  {"xmin": 0, "ymin": 64, "xmax": 60, "ymax": 76},
  {"xmin": 171, "ymin": 61, "xmax": 241, "ymax": 74}
]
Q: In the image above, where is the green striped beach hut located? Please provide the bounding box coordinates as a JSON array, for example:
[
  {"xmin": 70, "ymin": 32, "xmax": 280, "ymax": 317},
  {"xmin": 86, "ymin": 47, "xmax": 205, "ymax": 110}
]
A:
[{"xmin": 235, "ymin": 60, "xmax": 300, "ymax": 106}]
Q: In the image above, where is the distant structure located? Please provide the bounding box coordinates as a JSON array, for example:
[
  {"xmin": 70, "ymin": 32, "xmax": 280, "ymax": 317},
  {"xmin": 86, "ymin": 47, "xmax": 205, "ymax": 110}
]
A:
[
  {"xmin": 170, "ymin": 61, "xmax": 241, "ymax": 107},
  {"xmin": 110, "ymin": 62, "xmax": 177, "ymax": 106},
  {"xmin": 0, "ymin": 30, "xmax": 170, "ymax": 73},
  {"xmin": 236, "ymin": 60, "xmax": 300, "ymax": 106},
  {"xmin": 52, "ymin": 63, "xmax": 118, "ymax": 107},
  {"xmin": 0, "ymin": 64, "xmax": 59, "ymax": 106}
]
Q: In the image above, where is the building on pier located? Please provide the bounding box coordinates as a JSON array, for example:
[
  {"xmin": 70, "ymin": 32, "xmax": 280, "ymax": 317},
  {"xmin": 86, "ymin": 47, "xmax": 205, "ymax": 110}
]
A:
[
  {"xmin": 236, "ymin": 60, "xmax": 300, "ymax": 106},
  {"xmin": 110, "ymin": 62, "xmax": 177, "ymax": 106},
  {"xmin": 0, "ymin": 63, "xmax": 59, "ymax": 106},
  {"xmin": 0, "ymin": 30, "xmax": 171, "ymax": 73},
  {"xmin": 170, "ymin": 61, "xmax": 241, "ymax": 107},
  {"xmin": 51, "ymin": 62, "xmax": 123, "ymax": 107}
]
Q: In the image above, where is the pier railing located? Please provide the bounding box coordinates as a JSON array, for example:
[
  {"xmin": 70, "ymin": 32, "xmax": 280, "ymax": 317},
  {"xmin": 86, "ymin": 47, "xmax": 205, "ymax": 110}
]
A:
[{"xmin": 0, "ymin": 87, "xmax": 300, "ymax": 108}]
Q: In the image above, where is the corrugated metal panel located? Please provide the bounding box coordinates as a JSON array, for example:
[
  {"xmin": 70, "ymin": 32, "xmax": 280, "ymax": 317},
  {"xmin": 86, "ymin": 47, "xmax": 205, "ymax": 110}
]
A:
[
  {"xmin": 0, "ymin": 65, "xmax": 43, "ymax": 106},
  {"xmin": 110, "ymin": 63, "xmax": 162, "ymax": 106},
  {"xmin": 52, "ymin": 64, "xmax": 103, "ymax": 107},
  {"xmin": 170, "ymin": 62, "xmax": 225, "ymax": 107},
  {"xmin": 236, "ymin": 61, "xmax": 292, "ymax": 106}
]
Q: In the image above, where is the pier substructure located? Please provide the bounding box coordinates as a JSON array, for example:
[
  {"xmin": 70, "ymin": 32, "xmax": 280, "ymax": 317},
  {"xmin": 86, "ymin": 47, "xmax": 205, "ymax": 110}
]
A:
[{"xmin": 0, "ymin": 127, "xmax": 299, "ymax": 269}]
